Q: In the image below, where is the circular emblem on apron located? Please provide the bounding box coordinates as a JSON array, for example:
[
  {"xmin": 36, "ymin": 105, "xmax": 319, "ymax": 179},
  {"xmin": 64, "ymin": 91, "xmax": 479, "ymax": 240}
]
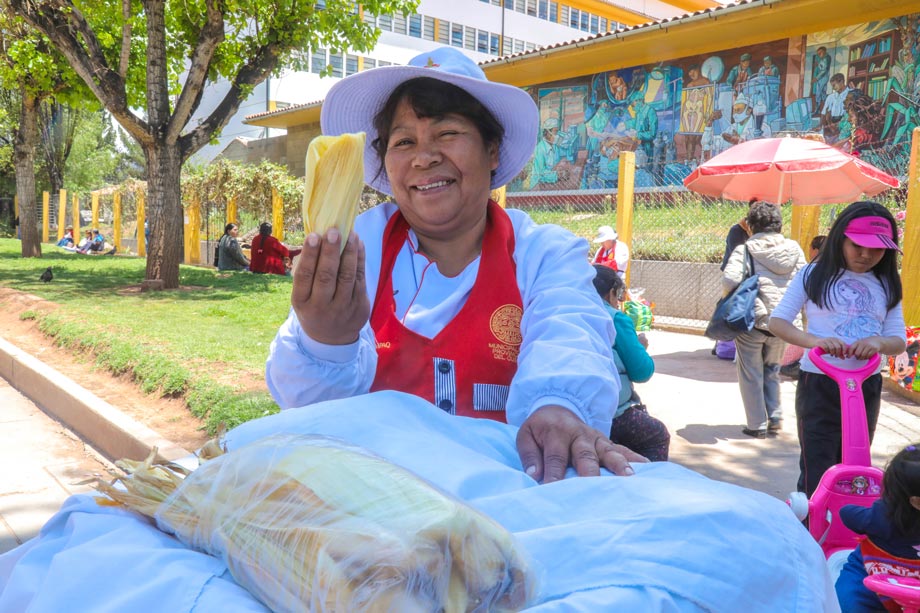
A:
[{"xmin": 490, "ymin": 304, "xmax": 523, "ymax": 346}]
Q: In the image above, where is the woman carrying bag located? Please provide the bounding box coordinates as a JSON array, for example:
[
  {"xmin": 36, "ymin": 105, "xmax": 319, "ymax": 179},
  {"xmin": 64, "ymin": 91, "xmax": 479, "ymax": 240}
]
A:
[{"xmin": 722, "ymin": 201, "xmax": 806, "ymax": 438}]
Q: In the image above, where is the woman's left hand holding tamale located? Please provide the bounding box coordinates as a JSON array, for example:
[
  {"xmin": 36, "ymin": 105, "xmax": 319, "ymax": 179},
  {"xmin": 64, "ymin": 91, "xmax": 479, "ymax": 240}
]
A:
[{"xmin": 291, "ymin": 228, "xmax": 369, "ymax": 346}]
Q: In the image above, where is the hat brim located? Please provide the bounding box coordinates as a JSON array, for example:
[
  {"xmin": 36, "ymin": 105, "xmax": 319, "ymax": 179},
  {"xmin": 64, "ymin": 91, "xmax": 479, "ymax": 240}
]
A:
[
  {"xmin": 593, "ymin": 233, "xmax": 618, "ymax": 243},
  {"xmin": 845, "ymin": 231, "xmax": 902, "ymax": 252},
  {"xmin": 321, "ymin": 65, "xmax": 538, "ymax": 196}
]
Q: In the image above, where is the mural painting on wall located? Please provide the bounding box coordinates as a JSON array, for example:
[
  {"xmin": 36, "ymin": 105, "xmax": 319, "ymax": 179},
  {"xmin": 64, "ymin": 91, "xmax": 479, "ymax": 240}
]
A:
[{"xmin": 510, "ymin": 12, "xmax": 920, "ymax": 195}]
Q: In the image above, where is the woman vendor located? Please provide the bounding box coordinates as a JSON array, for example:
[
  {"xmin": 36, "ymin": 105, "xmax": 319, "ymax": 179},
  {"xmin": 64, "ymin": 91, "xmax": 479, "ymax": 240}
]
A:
[{"xmin": 266, "ymin": 46, "xmax": 645, "ymax": 483}]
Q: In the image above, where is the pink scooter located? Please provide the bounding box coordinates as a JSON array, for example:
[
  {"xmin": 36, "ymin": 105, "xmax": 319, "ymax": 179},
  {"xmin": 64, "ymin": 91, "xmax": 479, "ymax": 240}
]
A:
[
  {"xmin": 787, "ymin": 348, "xmax": 920, "ymax": 611},
  {"xmin": 787, "ymin": 347, "xmax": 883, "ymax": 558}
]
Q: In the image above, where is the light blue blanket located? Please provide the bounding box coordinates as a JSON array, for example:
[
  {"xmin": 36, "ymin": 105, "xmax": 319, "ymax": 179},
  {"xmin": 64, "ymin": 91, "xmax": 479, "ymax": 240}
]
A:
[{"xmin": 0, "ymin": 391, "xmax": 838, "ymax": 611}]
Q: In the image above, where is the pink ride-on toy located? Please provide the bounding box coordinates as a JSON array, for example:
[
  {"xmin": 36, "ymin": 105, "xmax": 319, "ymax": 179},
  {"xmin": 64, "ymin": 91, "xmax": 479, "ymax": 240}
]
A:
[
  {"xmin": 863, "ymin": 574, "xmax": 920, "ymax": 613},
  {"xmin": 787, "ymin": 347, "xmax": 883, "ymax": 559}
]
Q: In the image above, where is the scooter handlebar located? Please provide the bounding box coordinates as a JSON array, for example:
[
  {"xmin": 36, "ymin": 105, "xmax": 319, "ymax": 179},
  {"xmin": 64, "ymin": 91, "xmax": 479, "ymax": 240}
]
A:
[{"xmin": 809, "ymin": 347, "xmax": 881, "ymax": 384}]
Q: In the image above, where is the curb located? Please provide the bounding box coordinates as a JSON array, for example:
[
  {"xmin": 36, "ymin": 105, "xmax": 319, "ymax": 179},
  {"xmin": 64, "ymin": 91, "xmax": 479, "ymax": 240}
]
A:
[{"xmin": 0, "ymin": 336, "xmax": 191, "ymax": 463}]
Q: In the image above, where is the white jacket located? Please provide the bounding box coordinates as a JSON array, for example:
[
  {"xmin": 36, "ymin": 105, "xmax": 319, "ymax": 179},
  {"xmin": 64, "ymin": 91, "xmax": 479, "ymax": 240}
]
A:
[{"xmin": 722, "ymin": 232, "xmax": 806, "ymax": 331}]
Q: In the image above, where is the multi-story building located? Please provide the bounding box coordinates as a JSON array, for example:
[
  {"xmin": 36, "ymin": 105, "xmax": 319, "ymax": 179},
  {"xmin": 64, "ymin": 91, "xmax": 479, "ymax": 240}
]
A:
[{"xmin": 195, "ymin": 0, "xmax": 724, "ymax": 163}]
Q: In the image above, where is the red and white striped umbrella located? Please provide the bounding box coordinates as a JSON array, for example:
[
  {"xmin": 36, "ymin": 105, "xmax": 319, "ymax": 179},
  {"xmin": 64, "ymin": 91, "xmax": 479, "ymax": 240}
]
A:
[{"xmin": 683, "ymin": 137, "xmax": 899, "ymax": 205}]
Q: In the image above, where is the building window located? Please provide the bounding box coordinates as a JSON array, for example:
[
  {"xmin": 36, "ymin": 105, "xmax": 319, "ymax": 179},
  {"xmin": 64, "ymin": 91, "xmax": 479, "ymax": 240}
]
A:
[
  {"xmin": 580, "ymin": 11, "xmax": 589, "ymax": 31},
  {"xmin": 549, "ymin": 1, "xmax": 558, "ymax": 22},
  {"xmin": 538, "ymin": 0, "xmax": 547, "ymax": 19},
  {"xmin": 514, "ymin": 0, "xmax": 524, "ymax": 11},
  {"xmin": 378, "ymin": 14, "xmax": 392, "ymax": 30},
  {"xmin": 311, "ymin": 48, "xmax": 326, "ymax": 74},
  {"xmin": 490, "ymin": 33, "xmax": 500, "ymax": 55},
  {"xmin": 345, "ymin": 54, "xmax": 358, "ymax": 76},
  {"xmin": 514, "ymin": 39, "xmax": 524, "ymax": 53},
  {"xmin": 363, "ymin": 11, "xmax": 376, "ymax": 26},
  {"xmin": 437, "ymin": 19, "xmax": 449, "ymax": 44},
  {"xmin": 503, "ymin": 36, "xmax": 512, "ymax": 55},
  {"xmin": 477, "ymin": 30, "xmax": 489, "ymax": 53},
  {"xmin": 409, "ymin": 13, "xmax": 422, "ymax": 37},
  {"xmin": 378, "ymin": 60, "xmax": 392, "ymax": 67},
  {"xmin": 451, "ymin": 23, "xmax": 463, "ymax": 47},
  {"xmin": 393, "ymin": 14, "xmax": 407, "ymax": 35},
  {"xmin": 329, "ymin": 52, "xmax": 343, "ymax": 77},
  {"xmin": 569, "ymin": 7, "xmax": 578, "ymax": 28},
  {"xmin": 590, "ymin": 14, "xmax": 598, "ymax": 32},
  {"xmin": 600, "ymin": 17, "xmax": 607, "ymax": 32},
  {"xmin": 525, "ymin": 0, "xmax": 536, "ymax": 15},
  {"xmin": 423, "ymin": 16, "xmax": 436, "ymax": 40},
  {"xmin": 363, "ymin": 57, "xmax": 376, "ymax": 70},
  {"xmin": 463, "ymin": 25, "xmax": 475, "ymax": 50}
]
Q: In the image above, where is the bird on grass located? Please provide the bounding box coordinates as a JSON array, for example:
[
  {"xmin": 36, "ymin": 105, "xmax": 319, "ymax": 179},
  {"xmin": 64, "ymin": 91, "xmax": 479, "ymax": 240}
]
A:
[{"xmin": 39, "ymin": 266, "xmax": 53, "ymax": 283}]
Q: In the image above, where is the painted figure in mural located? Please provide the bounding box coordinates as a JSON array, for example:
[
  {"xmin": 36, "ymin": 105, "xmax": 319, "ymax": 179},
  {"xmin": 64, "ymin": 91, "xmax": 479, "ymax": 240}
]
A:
[
  {"xmin": 811, "ymin": 46, "xmax": 831, "ymax": 114},
  {"xmin": 528, "ymin": 117, "xmax": 562, "ymax": 189},
  {"xmin": 701, "ymin": 109, "xmax": 727, "ymax": 160},
  {"xmin": 606, "ymin": 71, "xmax": 630, "ymax": 101},
  {"xmin": 722, "ymin": 94, "xmax": 757, "ymax": 146},
  {"xmin": 836, "ymin": 90, "xmax": 885, "ymax": 154},
  {"xmin": 687, "ymin": 64, "xmax": 711, "ymax": 87},
  {"xmin": 820, "ymin": 73, "xmax": 851, "ymax": 144},
  {"xmin": 725, "ymin": 53, "xmax": 753, "ymax": 91},
  {"xmin": 758, "ymin": 56, "xmax": 781, "ymax": 78},
  {"xmin": 628, "ymin": 94, "xmax": 658, "ymax": 161}
]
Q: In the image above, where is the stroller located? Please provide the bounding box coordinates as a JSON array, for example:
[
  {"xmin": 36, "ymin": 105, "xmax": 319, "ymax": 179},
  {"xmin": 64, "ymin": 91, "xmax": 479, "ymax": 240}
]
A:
[{"xmin": 787, "ymin": 347, "xmax": 920, "ymax": 612}]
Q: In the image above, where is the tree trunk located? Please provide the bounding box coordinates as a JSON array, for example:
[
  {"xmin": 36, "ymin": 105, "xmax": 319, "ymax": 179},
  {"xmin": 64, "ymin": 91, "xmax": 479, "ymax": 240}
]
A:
[
  {"xmin": 143, "ymin": 142, "xmax": 183, "ymax": 289},
  {"xmin": 14, "ymin": 90, "xmax": 42, "ymax": 258}
]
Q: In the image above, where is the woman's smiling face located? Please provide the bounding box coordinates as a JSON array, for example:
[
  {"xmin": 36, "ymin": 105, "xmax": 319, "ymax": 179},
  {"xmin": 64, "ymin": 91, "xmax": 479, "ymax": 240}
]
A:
[{"xmin": 383, "ymin": 98, "xmax": 498, "ymax": 242}]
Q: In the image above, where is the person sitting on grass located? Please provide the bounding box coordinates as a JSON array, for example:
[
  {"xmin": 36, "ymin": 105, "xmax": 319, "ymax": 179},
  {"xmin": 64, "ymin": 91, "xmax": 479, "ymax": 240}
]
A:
[
  {"xmin": 592, "ymin": 264, "xmax": 670, "ymax": 461},
  {"xmin": 56, "ymin": 227, "xmax": 74, "ymax": 248},
  {"xmin": 249, "ymin": 222, "xmax": 302, "ymax": 276},
  {"xmin": 217, "ymin": 223, "xmax": 250, "ymax": 272}
]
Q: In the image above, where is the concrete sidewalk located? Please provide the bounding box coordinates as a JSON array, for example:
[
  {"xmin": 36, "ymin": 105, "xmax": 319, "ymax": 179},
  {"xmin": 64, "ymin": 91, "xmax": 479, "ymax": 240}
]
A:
[{"xmin": 2, "ymin": 328, "xmax": 920, "ymax": 555}]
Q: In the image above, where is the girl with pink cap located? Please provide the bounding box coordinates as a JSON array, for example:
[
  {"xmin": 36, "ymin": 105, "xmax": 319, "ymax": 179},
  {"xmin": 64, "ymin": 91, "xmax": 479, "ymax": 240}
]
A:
[{"xmin": 770, "ymin": 201, "xmax": 906, "ymax": 498}]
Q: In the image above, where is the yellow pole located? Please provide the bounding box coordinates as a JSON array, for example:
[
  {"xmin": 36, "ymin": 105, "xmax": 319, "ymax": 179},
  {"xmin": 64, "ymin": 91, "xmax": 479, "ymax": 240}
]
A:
[
  {"xmin": 271, "ymin": 188, "xmax": 284, "ymax": 242},
  {"xmin": 42, "ymin": 191, "xmax": 49, "ymax": 242},
  {"xmin": 185, "ymin": 194, "xmax": 201, "ymax": 264},
  {"xmin": 136, "ymin": 190, "xmax": 146, "ymax": 257},
  {"xmin": 227, "ymin": 196, "xmax": 237, "ymax": 224},
  {"xmin": 13, "ymin": 194, "xmax": 18, "ymax": 219},
  {"xmin": 791, "ymin": 204, "xmax": 822, "ymax": 261},
  {"xmin": 902, "ymin": 128, "xmax": 920, "ymax": 326},
  {"xmin": 490, "ymin": 186, "xmax": 507, "ymax": 208},
  {"xmin": 91, "ymin": 191, "xmax": 100, "ymax": 229},
  {"xmin": 113, "ymin": 192, "xmax": 122, "ymax": 254},
  {"xmin": 57, "ymin": 189, "xmax": 67, "ymax": 241},
  {"xmin": 616, "ymin": 150, "xmax": 636, "ymax": 287},
  {"xmin": 72, "ymin": 193, "xmax": 80, "ymax": 239}
]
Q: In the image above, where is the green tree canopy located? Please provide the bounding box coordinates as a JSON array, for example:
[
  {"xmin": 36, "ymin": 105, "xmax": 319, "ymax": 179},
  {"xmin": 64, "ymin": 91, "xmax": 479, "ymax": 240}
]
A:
[{"xmin": 9, "ymin": 0, "xmax": 419, "ymax": 288}]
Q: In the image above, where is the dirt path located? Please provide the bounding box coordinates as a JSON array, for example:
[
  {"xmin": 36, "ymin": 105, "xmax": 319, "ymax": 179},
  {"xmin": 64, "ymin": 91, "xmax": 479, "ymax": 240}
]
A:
[{"xmin": 0, "ymin": 288, "xmax": 211, "ymax": 452}]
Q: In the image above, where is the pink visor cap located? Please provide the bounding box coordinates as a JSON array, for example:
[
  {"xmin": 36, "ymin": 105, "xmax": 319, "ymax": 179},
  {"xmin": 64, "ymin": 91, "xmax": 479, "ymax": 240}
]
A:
[{"xmin": 844, "ymin": 215, "xmax": 902, "ymax": 252}]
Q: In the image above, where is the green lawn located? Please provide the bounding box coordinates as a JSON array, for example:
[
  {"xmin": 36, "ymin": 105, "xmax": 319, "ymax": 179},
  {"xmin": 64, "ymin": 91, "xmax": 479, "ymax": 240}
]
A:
[{"xmin": 0, "ymin": 239, "xmax": 290, "ymax": 433}]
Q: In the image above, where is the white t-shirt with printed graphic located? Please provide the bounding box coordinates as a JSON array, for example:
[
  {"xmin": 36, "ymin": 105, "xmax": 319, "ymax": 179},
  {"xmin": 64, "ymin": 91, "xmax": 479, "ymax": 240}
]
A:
[{"xmin": 771, "ymin": 264, "xmax": 905, "ymax": 374}]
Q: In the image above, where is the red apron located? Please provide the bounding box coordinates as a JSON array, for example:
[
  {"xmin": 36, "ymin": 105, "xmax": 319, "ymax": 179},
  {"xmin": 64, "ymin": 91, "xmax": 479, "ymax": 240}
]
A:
[
  {"xmin": 594, "ymin": 244, "xmax": 619, "ymax": 272},
  {"xmin": 369, "ymin": 201, "xmax": 522, "ymax": 422}
]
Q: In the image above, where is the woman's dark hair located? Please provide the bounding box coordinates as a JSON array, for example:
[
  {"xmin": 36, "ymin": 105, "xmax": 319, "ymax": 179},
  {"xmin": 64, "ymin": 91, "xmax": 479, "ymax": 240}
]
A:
[
  {"xmin": 592, "ymin": 264, "xmax": 626, "ymax": 304},
  {"xmin": 746, "ymin": 201, "xmax": 782, "ymax": 234},
  {"xmin": 224, "ymin": 223, "xmax": 237, "ymax": 235},
  {"xmin": 804, "ymin": 201, "xmax": 902, "ymax": 310},
  {"xmin": 882, "ymin": 445, "xmax": 920, "ymax": 539},
  {"xmin": 810, "ymin": 235, "xmax": 826, "ymax": 252},
  {"xmin": 259, "ymin": 222, "xmax": 272, "ymax": 237},
  {"xmin": 370, "ymin": 77, "xmax": 505, "ymax": 184}
]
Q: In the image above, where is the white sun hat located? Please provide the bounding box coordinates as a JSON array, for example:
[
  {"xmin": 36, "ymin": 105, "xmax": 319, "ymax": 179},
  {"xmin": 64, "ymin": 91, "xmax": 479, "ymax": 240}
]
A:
[
  {"xmin": 593, "ymin": 225, "xmax": 618, "ymax": 243},
  {"xmin": 320, "ymin": 46, "xmax": 539, "ymax": 196}
]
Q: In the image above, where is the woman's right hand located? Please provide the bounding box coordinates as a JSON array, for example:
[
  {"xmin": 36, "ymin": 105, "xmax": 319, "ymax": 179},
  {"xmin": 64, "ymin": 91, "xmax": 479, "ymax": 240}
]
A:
[{"xmin": 291, "ymin": 228, "xmax": 370, "ymax": 345}]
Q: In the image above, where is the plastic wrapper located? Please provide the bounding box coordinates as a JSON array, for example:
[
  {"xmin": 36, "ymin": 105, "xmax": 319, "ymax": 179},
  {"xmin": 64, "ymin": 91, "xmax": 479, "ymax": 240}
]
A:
[{"xmin": 95, "ymin": 433, "xmax": 536, "ymax": 613}]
